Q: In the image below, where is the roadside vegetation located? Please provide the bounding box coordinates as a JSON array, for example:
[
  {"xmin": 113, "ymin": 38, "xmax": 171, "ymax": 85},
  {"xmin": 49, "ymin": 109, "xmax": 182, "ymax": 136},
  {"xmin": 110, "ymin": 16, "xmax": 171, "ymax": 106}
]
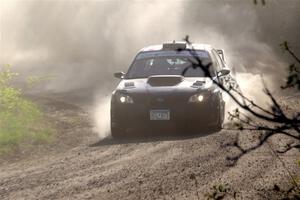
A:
[
  {"xmin": 181, "ymin": 36, "xmax": 300, "ymax": 199},
  {"xmin": 0, "ymin": 65, "xmax": 53, "ymax": 155},
  {"xmin": 200, "ymin": 1, "xmax": 300, "ymax": 198}
]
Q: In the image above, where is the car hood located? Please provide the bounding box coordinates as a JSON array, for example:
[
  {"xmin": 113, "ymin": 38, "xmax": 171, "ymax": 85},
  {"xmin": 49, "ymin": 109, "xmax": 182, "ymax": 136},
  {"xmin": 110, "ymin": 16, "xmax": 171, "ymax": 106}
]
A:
[{"xmin": 115, "ymin": 76, "xmax": 216, "ymax": 95}]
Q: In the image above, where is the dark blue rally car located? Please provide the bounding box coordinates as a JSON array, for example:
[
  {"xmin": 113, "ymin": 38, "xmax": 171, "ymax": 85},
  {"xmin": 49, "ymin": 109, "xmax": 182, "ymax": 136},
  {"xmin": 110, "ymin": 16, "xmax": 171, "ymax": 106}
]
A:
[{"xmin": 110, "ymin": 42, "xmax": 230, "ymax": 138}]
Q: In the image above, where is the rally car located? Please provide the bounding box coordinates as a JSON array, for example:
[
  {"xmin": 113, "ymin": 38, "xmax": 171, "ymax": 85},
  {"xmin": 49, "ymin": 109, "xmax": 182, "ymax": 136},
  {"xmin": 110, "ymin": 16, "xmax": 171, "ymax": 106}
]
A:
[{"xmin": 110, "ymin": 42, "xmax": 230, "ymax": 138}]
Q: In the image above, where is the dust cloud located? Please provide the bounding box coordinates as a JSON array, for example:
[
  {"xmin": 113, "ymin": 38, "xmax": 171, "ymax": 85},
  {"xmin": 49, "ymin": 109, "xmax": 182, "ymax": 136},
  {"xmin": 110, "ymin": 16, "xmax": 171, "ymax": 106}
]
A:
[
  {"xmin": 223, "ymin": 73, "xmax": 274, "ymax": 124},
  {"xmin": 0, "ymin": 0, "xmax": 299, "ymax": 138},
  {"xmin": 93, "ymin": 95, "xmax": 111, "ymax": 139}
]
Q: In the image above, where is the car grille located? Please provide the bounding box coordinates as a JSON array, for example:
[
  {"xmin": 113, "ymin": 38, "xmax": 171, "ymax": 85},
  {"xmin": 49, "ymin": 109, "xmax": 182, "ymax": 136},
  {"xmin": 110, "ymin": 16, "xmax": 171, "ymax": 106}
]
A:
[{"xmin": 149, "ymin": 95, "xmax": 187, "ymax": 108}]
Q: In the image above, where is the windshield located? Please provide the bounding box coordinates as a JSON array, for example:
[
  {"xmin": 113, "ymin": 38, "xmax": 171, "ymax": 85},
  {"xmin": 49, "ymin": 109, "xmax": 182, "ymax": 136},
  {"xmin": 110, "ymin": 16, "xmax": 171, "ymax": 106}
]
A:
[{"xmin": 125, "ymin": 50, "xmax": 214, "ymax": 79}]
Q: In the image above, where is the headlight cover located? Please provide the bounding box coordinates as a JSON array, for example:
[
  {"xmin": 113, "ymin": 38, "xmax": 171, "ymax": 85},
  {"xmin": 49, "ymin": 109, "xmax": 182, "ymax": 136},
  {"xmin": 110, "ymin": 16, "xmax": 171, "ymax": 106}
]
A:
[
  {"xmin": 118, "ymin": 94, "xmax": 134, "ymax": 104},
  {"xmin": 189, "ymin": 94, "xmax": 204, "ymax": 103}
]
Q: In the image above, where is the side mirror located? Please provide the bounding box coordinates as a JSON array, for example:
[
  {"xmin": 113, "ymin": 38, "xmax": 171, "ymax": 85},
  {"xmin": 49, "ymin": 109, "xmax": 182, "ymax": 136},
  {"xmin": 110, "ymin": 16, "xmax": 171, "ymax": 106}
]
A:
[
  {"xmin": 217, "ymin": 68, "xmax": 230, "ymax": 77},
  {"xmin": 114, "ymin": 72, "xmax": 125, "ymax": 79},
  {"xmin": 216, "ymin": 49, "xmax": 225, "ymax": 62}
]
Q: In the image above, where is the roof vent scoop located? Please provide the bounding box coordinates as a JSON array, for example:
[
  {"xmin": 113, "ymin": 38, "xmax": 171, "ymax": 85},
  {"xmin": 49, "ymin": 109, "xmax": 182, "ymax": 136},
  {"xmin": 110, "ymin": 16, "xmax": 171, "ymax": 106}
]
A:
[
  {"xmin": 162, "ymin": 42, "xmax": 186, "ymax": 51},
  {"xmin": 147, "ymin": 75, "xmax": 183, "ymax": 87}
]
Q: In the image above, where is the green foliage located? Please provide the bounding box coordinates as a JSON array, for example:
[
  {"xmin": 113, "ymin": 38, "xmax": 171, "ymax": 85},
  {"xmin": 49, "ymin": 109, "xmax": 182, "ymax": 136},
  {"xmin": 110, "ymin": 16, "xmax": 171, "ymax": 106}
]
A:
[
  {"xmin": 281, "ymin": 63, "xmax": 300, "ymax": 90},
  {"xmin": 0, "ymin": 65, "xmax": 52, "ymax": 155},
  {"xmin": 280, "ymin": 41, "xmax": 300, "ymax": 90},
  {"xmin": 27, "ymin": 75, "xmax": 57, "ymax": 88},
  {"xmin": 280, "ymin": 41, "xmax": 289, "ymax": 51}
]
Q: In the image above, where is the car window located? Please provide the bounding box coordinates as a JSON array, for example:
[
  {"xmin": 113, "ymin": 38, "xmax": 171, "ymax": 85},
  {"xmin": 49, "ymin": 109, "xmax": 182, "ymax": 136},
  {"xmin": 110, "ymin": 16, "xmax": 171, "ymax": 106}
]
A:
[
  {"xmin": 126, "ymin": 50, "xmax": 215, "ymax": 79},
  {"xmin": 211, "ymin": 50, "xmax": 224, "ymax": 71}
]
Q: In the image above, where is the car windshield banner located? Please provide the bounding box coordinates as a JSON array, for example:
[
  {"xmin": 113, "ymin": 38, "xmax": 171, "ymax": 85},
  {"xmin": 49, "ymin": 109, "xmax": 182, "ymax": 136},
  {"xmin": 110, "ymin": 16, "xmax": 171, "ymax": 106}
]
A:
[{"xmin": 136, "ymin": 50, "xmax": 210, "ymax": 60}]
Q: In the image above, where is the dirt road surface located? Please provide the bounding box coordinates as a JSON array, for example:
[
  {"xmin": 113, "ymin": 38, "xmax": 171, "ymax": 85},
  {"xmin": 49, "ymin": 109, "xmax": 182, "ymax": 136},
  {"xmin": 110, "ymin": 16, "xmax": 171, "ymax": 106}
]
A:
[{"xmin": 0, "ymin": 91, "xmax": 299, "ymax": 200}]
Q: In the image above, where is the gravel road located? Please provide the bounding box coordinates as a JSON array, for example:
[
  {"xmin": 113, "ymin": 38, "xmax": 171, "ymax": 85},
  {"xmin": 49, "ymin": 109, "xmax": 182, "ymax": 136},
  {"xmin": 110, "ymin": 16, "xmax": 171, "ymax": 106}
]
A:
[{"xmin": 0, "ymin": 92, "xmax": 299, "ymax": 200}]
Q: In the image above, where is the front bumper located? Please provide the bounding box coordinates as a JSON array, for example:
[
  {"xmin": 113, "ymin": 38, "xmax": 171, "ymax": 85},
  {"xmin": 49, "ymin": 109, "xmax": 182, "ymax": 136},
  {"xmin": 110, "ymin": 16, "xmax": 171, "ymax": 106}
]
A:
[{"xmin": 111, "ymin": 94, "xmax": 221, "ymax": 134}]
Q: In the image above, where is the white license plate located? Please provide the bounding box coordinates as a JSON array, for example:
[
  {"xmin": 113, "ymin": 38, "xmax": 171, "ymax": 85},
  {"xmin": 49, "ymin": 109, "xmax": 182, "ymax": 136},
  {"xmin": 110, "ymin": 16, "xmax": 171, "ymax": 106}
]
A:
[{"xmin": 150, "ymin": 110, "xmax": 170, "ymax": 120}]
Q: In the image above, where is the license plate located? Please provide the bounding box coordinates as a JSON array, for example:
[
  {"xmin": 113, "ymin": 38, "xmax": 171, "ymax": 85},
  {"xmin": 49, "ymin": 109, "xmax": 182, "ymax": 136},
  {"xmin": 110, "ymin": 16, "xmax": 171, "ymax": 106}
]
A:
[{"xmin": 150, "ymin": 110, "xmax": 170, "ymax": 120}]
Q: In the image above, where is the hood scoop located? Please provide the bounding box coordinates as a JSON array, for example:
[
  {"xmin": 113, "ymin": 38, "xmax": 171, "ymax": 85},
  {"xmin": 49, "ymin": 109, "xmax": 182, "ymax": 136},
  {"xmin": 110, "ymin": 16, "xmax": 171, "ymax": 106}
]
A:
[
  {"xmin": 191, "ymin": 80, "xmax": 205, "ymax": 88},
  {"xmin": 147, "ymin": 75, "xmax": 183, "ymax": 87}
]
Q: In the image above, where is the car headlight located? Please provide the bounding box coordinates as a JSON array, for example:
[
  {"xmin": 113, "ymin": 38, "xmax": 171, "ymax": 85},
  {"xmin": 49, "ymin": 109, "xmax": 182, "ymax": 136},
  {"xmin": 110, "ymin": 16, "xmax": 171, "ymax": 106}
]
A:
[
  {"xmin": 189, "ymin": 94, "xmax": 204, "ymax": 103},
  {"xmin": 118, "ymin": 94, "xmax": 134, "ymax": 104}
]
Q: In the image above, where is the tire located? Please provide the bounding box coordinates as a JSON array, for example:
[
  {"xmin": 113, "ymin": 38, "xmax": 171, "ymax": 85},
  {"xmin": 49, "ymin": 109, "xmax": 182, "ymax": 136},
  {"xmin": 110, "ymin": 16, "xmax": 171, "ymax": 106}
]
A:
[
  {"xmin": 215, "ymin": 100, "xmax": 225, "ymax": 131},
  {"xmin": 209, "ymin": 100, "xmax": 224, "ymax": 132},
  {"xmin": 110, "ymin": 102, "xmax": 125, "ymax": 139},
  {"xmin": 209, "ymin": 124, "xmax": 222, "ymax": 133},
  {"xmin": 111, "ymin": 122, "xmax": 125, "ymax": 139}
]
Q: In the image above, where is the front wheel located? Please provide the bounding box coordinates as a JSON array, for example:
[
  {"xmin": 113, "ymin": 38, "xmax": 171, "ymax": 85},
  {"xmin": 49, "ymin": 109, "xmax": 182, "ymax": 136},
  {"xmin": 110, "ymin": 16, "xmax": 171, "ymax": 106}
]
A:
[
  {"xmin": 208, "ymin": 123, "xmax": 222, "ymax": 133},
  {"xmin": 209, "ymin": 100, "xmax": 224, "ymax": 132},
  {"xmin": 213, "ymin": 99, "xmax": 225, "ymax": 132},
  {"xmin": 111, "ymin": 122, "xmax": 126, "ymax": 139}
]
